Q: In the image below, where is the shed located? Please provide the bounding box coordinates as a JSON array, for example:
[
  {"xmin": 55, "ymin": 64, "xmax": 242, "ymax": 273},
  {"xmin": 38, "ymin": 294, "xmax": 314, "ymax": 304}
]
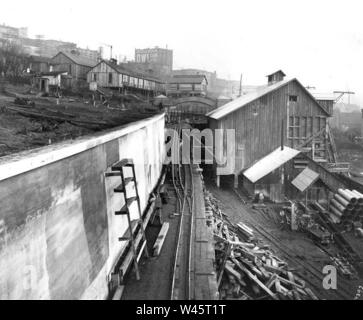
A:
[
  {"xmin": 206, "ymin": 73, "xmax": 336, "ymax": 202},
  {"xmin": 51, "ymin": 51, "xmax": 97, "ymax": 82}
]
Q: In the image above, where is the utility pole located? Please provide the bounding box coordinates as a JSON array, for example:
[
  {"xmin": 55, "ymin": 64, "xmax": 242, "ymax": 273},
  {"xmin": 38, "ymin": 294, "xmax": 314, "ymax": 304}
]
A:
[
  {"xmin": 239, "ymin": 73, "xmax": 243, "ymax": 97},
  {"xmin": 333, "ymin": 90, "xmax": 355, "ymax": 104},
  {"xmin": 100, "ymin": 43, "xmax": 113, "ymax": 60}
]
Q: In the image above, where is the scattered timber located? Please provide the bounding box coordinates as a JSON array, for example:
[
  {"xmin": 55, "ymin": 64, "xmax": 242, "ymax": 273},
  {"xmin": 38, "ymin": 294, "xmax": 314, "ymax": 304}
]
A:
[{"xmin": 205, "ymin": 191, "xmax": 319, "ymax": 300}]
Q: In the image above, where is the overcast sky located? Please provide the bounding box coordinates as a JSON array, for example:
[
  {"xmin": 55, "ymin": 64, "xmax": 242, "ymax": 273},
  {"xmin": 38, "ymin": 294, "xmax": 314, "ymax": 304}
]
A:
[{"xmin": 1, "ymin": 0, "xmax": 362, "ymax": 105}]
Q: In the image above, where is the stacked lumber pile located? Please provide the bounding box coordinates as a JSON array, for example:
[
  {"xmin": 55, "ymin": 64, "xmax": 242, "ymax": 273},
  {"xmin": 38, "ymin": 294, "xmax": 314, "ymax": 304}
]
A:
[
  {"xmin": 205, "ymin": 192, "xmax": 318, "ymax": 300},
  {"xmin": 330, "ymin": 189, "xmax": 363, "ymax": 228}
]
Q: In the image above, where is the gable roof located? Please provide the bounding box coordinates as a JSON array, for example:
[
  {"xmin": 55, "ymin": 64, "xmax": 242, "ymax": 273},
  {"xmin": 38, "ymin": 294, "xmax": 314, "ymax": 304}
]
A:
[
  {"xmin": 30, "ymin": 55, "xmax": 51, "ymax": 63},
  {"xmin": 266, "ymin": 70, "xmax": 286, "ymax": 77},
  {"xmin": 207, "ymin": 78, "xmax": 330, "ymax": 120},
  {"xmin": 90, "ymin": 60, "xmax": 164, "ymax": 83},
  {"xmin": 168, "ymin": 74, "xmax": 208, "ymax": 85},
  {"xmin": 53, "ymin": 51, "xmax": 97, "ymax": 68}
]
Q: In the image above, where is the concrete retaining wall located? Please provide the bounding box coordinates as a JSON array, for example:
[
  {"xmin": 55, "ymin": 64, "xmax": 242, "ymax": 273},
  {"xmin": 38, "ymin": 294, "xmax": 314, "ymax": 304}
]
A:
[{"xmin": 0, "ymin": 113, "xmax": 165, "ymax": 300}]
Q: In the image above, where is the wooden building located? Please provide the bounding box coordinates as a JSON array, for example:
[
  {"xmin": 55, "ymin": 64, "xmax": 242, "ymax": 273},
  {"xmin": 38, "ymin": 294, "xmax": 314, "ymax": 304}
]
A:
[
  {"xmin": 51, "ymin": 51, "xmax": 97, "ymax": 84},
  {"xmin": 207, "ymin": 71, "xmax": 338, "ymax": 202},
  {"xmin": 33, "ymin": 71, "xmax": 68, "ymax": 95},
  {"xmin": 87, "ymin": 60, "xmax": 165, "ymax": 95},
  {"xmin": 28, "ymin": 55, "xmax": 51, "ymax": 73},
  {"xmin": 167, "ymin": 74, "xmax": 208, "ymax": 97}
]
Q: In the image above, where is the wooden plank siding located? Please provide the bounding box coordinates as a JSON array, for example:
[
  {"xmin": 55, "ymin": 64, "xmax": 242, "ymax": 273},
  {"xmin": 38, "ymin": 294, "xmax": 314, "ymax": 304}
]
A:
[
  {"xmin": 87, "ymin": 62, "xmax": 121, "ymax": 87},
  {"xmin": 51, "ymin": 54, "xmax": 92, "ymax": 81},
  {"xmin": 212, "ymin": 80, "xmax": 330, "ymax": 176},
  {"xmin": 87, "ymin": 61, "xmax": 165, "ymax": 93}
]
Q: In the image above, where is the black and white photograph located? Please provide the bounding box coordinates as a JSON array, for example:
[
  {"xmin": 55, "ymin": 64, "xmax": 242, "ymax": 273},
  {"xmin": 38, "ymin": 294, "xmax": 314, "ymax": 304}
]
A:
[{"xmin": 0, "ymin": 0, "xmax": 363, "ymax": 308}]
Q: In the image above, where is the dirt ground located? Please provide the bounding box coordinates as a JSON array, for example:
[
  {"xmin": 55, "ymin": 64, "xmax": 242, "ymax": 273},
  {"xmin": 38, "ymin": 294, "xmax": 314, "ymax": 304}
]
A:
[
  {"xmin": 205, "ymin": 178, "xmax": 363, "ymax": 300},
  {"xmin": 0, "ymin": 82, "xmax": 158, "ymax": 157}
]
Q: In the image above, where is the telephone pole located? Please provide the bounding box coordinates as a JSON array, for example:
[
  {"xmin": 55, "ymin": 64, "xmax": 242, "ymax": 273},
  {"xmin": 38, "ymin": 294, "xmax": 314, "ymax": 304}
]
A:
[
  {"xmin": 239, "ymin": 73, "xmax": 243, "ymax": 97},
  {"xmin": 333, "ymin": 91, "xmax": 355, "ymax": 104}
]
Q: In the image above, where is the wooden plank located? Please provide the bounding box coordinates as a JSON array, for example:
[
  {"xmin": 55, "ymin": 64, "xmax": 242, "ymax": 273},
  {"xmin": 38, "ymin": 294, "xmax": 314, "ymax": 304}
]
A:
[
  {"xmin": 231, "ymin": 258, "xmax": 278, "ymax": 300},
  {"xmin": 137, "ymin": 240, "xmax": 147, "ymax": 262},
  {"xmin": 305, "ymin": 287, "xmax": 319, "ymax": 300},
  {"xmin": 112, "ymin": 285, "xmax": 125, "ymax": 300},
  {"xmin": 153, "ymin": 222, "xmax": 169, "ymax": 256},
  {"xmin": 217, "ymin": 243, "xmax": 232, "ymax": 288}
]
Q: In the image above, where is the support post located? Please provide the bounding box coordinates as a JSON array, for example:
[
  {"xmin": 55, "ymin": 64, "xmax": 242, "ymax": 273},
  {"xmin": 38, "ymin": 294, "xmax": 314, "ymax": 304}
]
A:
[
  {"xmin": 234, "ymin": 174, "xmax": 238, "ymax": 189},
  {"xmin": 216, "ymin": 175, "xmax": 220, "ymax": 188}
]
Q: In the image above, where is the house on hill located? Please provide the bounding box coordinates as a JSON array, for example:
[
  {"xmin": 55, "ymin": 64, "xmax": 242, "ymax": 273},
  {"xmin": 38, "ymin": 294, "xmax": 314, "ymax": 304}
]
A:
[
  {"xmin": 207, "ymin": 71, "xmax": 340, "ymax": 202},
  {"xmin": 87, "ymin": 60, "xmax": 165, "ymax": 96},
  {"xmin": 51, "ymin": 51, "xmax": 97, "ymax": 85}
]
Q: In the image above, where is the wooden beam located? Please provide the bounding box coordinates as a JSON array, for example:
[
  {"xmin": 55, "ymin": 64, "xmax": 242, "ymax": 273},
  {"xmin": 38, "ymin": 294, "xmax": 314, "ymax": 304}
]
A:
[
  {"xmin": 153, "ymin": 222, "xmax": 169, "ymax": 256},
  {"xmin": 231, "ymin": 258, "xmax": 278, "ymax": 300},
  {"xmin": 112, "ymin": 285, "xmax": 125, "ymax": 300}
]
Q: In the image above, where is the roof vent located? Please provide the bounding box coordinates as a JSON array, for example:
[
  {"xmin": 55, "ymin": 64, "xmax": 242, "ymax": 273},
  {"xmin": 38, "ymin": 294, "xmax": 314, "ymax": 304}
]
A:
[{"xmin": 266, "ymin": 70, "xmax": 286, "ymax": 85}]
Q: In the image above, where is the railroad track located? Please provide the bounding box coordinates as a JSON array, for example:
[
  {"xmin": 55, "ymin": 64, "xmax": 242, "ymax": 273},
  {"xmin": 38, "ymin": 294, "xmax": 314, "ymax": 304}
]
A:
[
  {"xmin": 253, "ymin": 224, "xmax": 353, "ymax": 300},
  {"xmin": 232, "ymin": 188, "xmax": 355, "ymax": 300},
  {"xmin": 171, "ymin": 163, "xmax": 195, "ymax": 300},
  {"xmin": 169, "ymin": 124, "xmax": 195, "ymax": 299}
]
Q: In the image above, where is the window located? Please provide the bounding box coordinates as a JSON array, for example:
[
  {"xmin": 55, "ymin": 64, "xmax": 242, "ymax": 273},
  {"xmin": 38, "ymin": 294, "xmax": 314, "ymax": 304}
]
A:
[
  {"xmin": 288, "ymin": 116, "xmax": 301, "ymax": 139},
  {"xmin": 108, "ymin": 73, "xmax": 113, "ymax": 84},
  {"xmin": 289, "ymin": 95, "xmax": 298, "ymax": 102},
  {"xmin": 93, "ymin": 73, "xmax": 97, "ymax": 81}
]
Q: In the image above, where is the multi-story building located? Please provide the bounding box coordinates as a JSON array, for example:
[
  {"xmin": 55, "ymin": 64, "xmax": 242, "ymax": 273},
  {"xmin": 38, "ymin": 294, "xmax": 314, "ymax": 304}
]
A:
[
  {"xmin": 71, "ymin": 47, "xmax": 100, "ymax": 62},
  {"xmin": 0, "ymin": 24, "xmax": 27, "ymax": 40},
  {"xmin": 135, "ymin": 47, "xmax": 173, "ymax": 76},
  {"xmin": 171, "ymin": 68, "xmax": 258, "ymax": 99}
]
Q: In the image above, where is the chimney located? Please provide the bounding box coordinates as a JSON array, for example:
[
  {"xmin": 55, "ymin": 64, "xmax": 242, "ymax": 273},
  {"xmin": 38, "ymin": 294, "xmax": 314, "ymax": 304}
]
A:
[{"xmin": 267, "ymin": 70, "xmax": 286, "ymax": 86}]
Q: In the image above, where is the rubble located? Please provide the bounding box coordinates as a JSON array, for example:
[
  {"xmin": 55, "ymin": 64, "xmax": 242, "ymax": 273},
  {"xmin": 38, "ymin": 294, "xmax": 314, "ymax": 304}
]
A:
[{"xmin": 205, "ymin": 191, "xmax": 319, "ymax": 300}]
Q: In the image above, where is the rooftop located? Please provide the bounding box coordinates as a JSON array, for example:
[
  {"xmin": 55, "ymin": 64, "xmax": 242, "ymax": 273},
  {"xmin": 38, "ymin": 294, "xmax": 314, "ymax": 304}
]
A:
[
  {"xmin": 207, "ymin": 78, "xmax": 330, "ymax": 120},
  {"xmin": 54, "ymin": 51, "xmax": 97, "ymax": 68},
  {"xmin": 168, "ymin": 74, "xmax": 207, "ymax": 84}
]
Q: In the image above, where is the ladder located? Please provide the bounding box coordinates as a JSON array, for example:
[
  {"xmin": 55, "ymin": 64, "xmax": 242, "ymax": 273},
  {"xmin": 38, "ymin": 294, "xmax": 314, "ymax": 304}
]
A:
[
  {"xmin": 108, "ymin": 158, "xmax": 149, "ymax": 281},
  {"xmin": 327, "ymin": 125, "xmax": 338, "ymax": 163}
]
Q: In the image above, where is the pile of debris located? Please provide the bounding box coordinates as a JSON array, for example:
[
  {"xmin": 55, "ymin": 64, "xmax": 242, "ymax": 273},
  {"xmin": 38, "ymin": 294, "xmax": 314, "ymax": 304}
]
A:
[
  {"xmin": 205, "ymin": 191, "xmax": 319, "ymax": 300},
  {"xmin": 330, "ymin": 189, "xmax": 363, "ymax": 229}
]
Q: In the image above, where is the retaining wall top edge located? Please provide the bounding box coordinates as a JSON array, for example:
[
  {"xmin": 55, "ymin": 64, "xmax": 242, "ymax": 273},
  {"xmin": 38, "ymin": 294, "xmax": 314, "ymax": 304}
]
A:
[{"xmin": 0, "ymin": 113, "xmax": 165, "ymax": 182}]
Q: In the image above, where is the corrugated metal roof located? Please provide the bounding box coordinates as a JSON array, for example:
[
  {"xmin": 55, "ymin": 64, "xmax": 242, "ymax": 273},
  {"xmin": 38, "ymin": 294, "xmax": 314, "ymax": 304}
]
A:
[
  {"xmin": 243, "ymin": 146, "xmax": 300, "ymax": 183},
  {"xmin": 291, "ymin": 167, "xmax": 320, "ymax": 192},
  {"xmin": 207, "ymin": 78, "xmax": 330, "ymax": 120}
]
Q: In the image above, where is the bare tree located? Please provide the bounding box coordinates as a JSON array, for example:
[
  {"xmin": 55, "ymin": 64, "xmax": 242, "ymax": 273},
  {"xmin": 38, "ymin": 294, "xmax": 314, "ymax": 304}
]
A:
[{"xmin": 0, "ymin": 39, "xmax": 29, "ymax": 77}]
